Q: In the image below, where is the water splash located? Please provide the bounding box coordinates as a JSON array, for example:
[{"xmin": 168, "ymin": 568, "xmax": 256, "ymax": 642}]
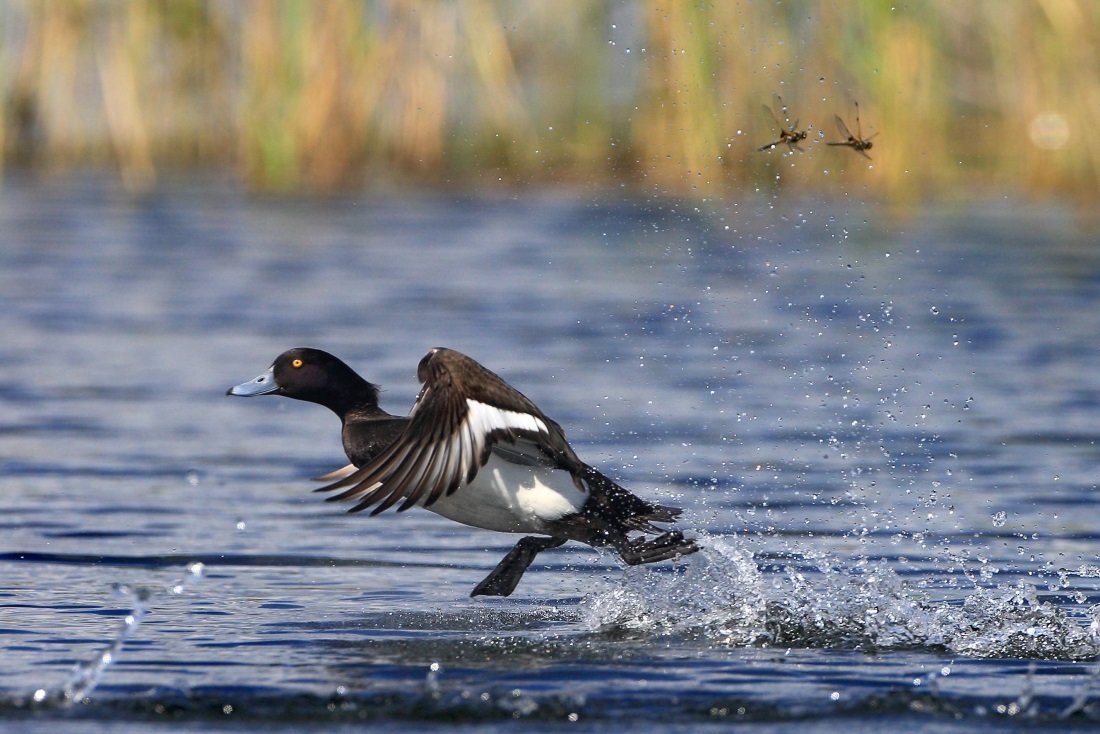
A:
[
  {"xmin": 582, "ymin": 536, "xmax": 1099, "ymax": 660},
  {"xmin": 31, "ymin": 562, "xmax": 205, "ymax": 707}
]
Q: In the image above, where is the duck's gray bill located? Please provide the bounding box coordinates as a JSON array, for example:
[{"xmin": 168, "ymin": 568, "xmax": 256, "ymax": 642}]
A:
[{"xmin": 227, "ymin": 366, "xmax": 279, "ymax": 396}]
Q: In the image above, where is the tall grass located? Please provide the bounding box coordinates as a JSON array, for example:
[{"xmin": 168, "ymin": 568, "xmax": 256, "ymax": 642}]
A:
[{"xmin": 0, "ymin": 0, "xmax": 1097, "ymax": 198}]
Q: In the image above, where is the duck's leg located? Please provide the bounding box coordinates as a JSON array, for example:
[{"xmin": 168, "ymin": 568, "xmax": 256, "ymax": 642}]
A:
[
  {"xmin": 617, "ymin": 531, "xmax": 699, "ymax": 565},
  {"xmin": 470, "ymin": 536, "xmax": 567, "ymax": 597}
]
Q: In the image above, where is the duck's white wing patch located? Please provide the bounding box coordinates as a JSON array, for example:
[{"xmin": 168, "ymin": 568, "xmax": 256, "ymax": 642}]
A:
[{"xmin": 466, "ymin": 399, "xmax": 549, "ymax": 438}]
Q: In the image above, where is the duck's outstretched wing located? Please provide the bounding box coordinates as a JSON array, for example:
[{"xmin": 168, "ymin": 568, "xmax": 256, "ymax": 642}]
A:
[{"xmin": 314, "ymin": 348, "xmax": 583, "ymax": 515}]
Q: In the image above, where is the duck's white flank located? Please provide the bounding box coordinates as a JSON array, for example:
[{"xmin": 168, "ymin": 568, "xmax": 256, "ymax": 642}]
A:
[{"xmin": 427, "ymin": 454, "xmax": 586, "ymax": 534}]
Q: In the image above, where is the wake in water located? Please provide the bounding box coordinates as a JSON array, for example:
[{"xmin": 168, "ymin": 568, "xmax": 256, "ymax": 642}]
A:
[
  {"xmin": 30, "ymin": 562, "xmax": 205, "ymax": 707},
  {"xmin": 582, "ymin": 535, "xmax": 1100, "ymax": 661}
]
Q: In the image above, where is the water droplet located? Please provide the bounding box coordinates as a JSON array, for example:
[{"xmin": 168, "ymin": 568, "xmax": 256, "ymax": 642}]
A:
[{"xmin": 991, "ymin": 511, "xmax": 1007, "ymax": 528}]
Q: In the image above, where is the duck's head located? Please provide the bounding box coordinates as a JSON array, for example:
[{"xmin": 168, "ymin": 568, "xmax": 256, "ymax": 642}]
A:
[{"xmin": 227, "ymin": 348, "xmax": 377, "ymax": 413}]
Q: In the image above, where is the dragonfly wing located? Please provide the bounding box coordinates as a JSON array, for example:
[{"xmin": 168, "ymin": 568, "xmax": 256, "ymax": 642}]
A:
[{"xmin": 834, "ymin": 115, "xmax": 852, "ymax": 139}]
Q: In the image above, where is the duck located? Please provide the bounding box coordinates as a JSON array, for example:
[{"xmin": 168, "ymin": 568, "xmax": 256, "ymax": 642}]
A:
[{"xmin": 227, "ymin": 347, "xmax": 698, "ymax": 596}]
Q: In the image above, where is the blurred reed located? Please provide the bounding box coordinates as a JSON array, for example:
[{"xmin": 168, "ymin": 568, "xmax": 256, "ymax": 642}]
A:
[{"xmin": 0, "ymin": 0, "xmax": 1096, "ymax": 198}]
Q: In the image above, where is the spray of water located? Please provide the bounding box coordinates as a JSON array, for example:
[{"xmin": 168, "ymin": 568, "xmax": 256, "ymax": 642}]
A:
[
  {"xmin": 582, "ymin": 536, "xmax": 1099, "ymax": 660},
  {"xmin": 31, "ymin": 562, "xmax": 205, "ymax": 707}
]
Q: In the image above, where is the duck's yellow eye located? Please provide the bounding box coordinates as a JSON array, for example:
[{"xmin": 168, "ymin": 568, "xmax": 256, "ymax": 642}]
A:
[{"xmin": 291, "ymin": 358, "xmax": 303, "ymax": 368}]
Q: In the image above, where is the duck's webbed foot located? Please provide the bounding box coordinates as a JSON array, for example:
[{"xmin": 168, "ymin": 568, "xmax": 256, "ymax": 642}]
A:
[
  {"xmin": 618, "ymin": 531, "xmax": 698, "ymax": 566},
  {"xmin": 471, "ymin": 536, "xmax": 568, "ymax": 597}
]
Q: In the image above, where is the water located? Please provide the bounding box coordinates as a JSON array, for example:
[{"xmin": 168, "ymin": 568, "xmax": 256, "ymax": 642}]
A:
[{"xmin": 2, "ymin": 174, "xmax": 1100, "ymax": 731}]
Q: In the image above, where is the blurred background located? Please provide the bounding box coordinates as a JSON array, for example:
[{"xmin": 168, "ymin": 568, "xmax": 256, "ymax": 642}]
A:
[{"xmin": 0, "ymin": 0, "xmax": 1096, "ymax": 199}]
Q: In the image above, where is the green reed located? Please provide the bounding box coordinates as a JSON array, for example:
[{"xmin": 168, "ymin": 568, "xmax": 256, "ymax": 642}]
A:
[{"xmin": 1, "ymin": 0, "xmax": 1097, "ymax": 198}]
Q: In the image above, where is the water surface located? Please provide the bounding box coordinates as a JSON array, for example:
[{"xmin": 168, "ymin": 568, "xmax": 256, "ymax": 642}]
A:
[{"xmin": 2, "ymin": 177, "xmax": 1100, "ymax": 730}]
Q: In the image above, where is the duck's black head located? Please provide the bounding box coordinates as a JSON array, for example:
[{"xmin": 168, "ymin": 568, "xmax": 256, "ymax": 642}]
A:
[{"xmin": 227, "ymin": 348, "xmax": 380, "ymax": 417}]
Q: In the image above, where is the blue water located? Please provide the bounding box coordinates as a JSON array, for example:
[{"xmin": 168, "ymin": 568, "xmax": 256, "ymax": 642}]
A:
[{"xmin": 2, "ymin": 175, "xmax": 1100, "ymax": 731}]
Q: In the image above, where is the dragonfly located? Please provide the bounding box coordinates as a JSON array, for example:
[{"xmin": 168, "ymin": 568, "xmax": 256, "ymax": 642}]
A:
[
  {"xmin": 758, "ymin": 95, "xmax": 808, "ymax": 153},
  {"xmin": 828, "ymin": 101, "xmax": 877, "ymax": 160}
]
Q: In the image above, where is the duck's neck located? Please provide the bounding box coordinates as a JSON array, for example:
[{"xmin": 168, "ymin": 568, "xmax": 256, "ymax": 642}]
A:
[
  {"xmin": 342, "ymin": 395, "xmax": 396, "ymax": 423},
  {"xmin": 318, "ymin": 378, "xmax": 386, "ymax": 422}
]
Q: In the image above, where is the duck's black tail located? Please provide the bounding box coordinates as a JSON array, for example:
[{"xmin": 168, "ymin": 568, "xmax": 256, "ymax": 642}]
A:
[{"xmin": 579, "ymin": 466, "xmax": 699, "ymax": 561}]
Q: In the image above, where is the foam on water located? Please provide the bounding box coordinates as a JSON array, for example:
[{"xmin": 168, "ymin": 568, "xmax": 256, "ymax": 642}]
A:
[{"xmin": 582, "ymin": 536, "xmax": 1100, "ymax": 661}]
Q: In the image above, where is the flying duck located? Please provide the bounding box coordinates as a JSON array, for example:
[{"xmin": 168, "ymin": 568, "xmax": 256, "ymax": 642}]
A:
[{"xmin": 227, "ymin": 347, "xmax": 697, "ymax": 596}]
